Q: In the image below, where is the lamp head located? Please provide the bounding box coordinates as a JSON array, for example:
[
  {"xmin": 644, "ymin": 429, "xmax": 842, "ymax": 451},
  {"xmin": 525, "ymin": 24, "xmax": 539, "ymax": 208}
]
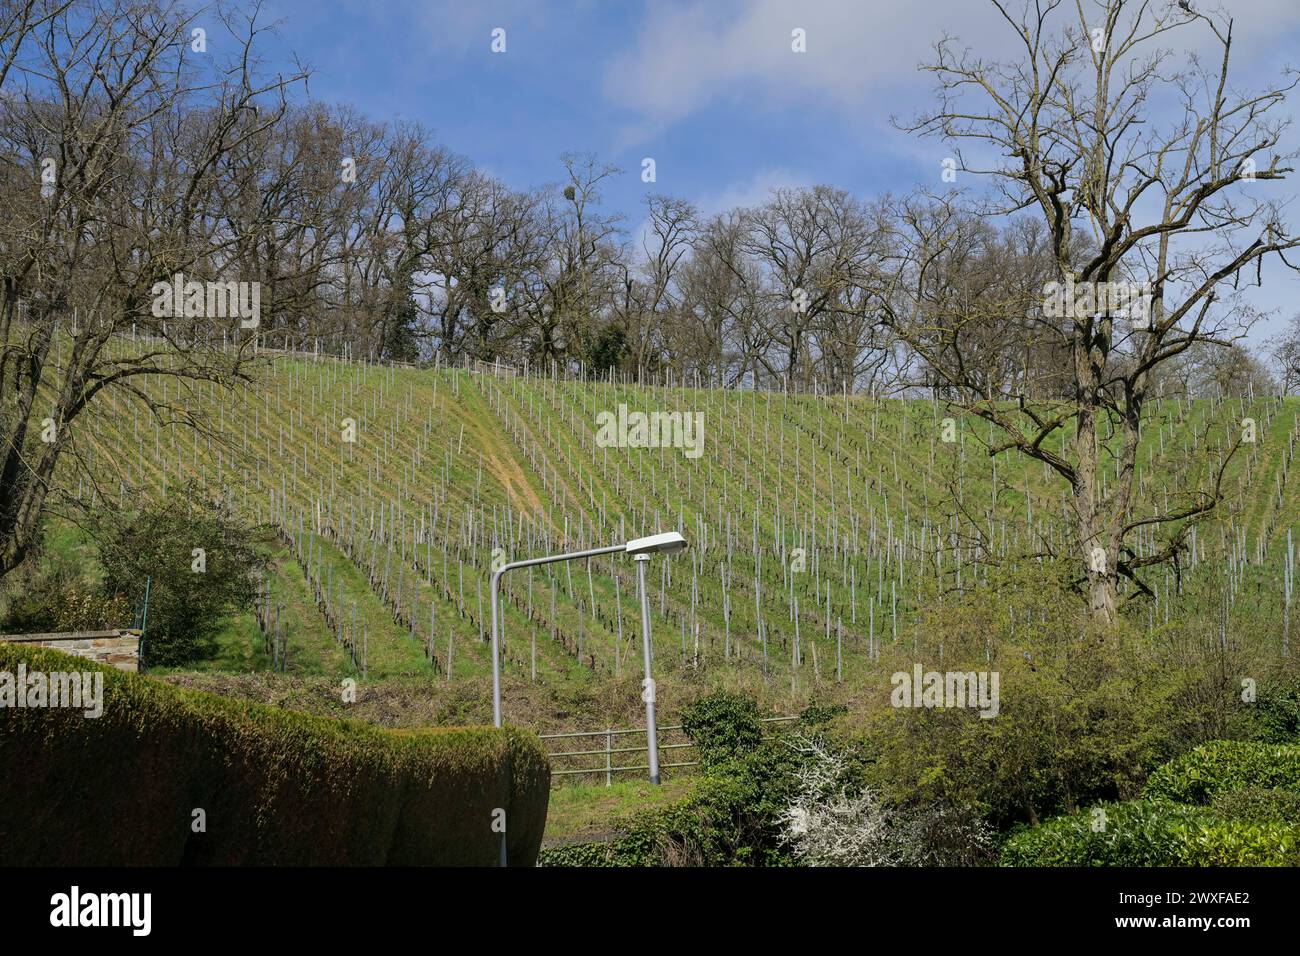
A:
[{"xmin": 625, "ymin": 531, "xmax": 688, "ymax": 557}]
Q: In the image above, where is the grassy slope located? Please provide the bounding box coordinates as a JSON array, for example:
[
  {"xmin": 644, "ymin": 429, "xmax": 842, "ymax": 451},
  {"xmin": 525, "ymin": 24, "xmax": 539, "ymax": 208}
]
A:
[
  {"xmin": 24, "ymin": 342, "xmax": 1299, "ymax": 693},
  {"xmin": 544, "ymin": 777, "xmax": 696, "ymax": 846}
]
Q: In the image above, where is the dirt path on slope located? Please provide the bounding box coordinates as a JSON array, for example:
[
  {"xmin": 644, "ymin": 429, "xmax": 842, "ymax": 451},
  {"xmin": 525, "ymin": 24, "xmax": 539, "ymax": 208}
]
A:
[{"xmin": 462, "ymin": 411, "xmax": 555, "ymax": 532}]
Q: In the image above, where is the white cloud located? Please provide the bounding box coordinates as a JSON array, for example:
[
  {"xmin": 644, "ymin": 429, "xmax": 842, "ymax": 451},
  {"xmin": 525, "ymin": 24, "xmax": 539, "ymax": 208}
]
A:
[
  {"xmin": 603, "ymin": 0, "xmax": 1300, "ymax": 140},
  {"xmin": 694, "ymin": 167, "xmax": 810, "ymax": 216},
  {"xmin": 407, "ymin": 0, "xmax": 552, "ymax": 56},
  {"xmin": 604, "ymin": 0, "xmax": 1016, "ymax": 134}
]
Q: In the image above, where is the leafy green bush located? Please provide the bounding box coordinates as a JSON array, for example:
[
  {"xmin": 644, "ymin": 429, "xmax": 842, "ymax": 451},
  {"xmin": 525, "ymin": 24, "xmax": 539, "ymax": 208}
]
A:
[
  {"xmin": 1000, "ymin": 799, "xmax": 1300, "ymax": 866},
  {"xmin": 681, "ymin": 691, "xmax": 763, "ymax": 769},
  {"xmin": 0, "ymin": 643, "xmax": 550, "ymax": 865},
  {"xmin": 832, "ymin": 581, "xmax": 1213, "ymax": 830},
  {"xmin": 96, "ymin": 491, "xmax": 265, "ymax": 667},
  {"xmin": 860, "ymin": 641, "xmax": 1176, "ymax": 828},
  {"xmin": 1211, "ymin": 787, "xmax": 1300, "ymax": 825},
  {"xmin": 1144, "ymin": 741, "xmax": 1300, "ymax": 804},
  {"xmin": 537, "ymin": 839, "xmax": 625, "ymax": 867},
  {"xmin": 799, "ymin": 702, "xmax": 848, "ymax": 727},
  {"xmin": 1239, "ymin": 680, "xmax": 1300, "ymax": 744}
]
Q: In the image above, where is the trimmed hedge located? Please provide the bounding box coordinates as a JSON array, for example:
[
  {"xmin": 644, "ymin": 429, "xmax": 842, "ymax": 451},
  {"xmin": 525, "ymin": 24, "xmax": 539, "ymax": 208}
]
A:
[
  {"xmin": 1000, "ymin": 799, "xmax": 1300, "ymax": 866},
  {"xmin": 0, "ymin": 644, "xmax": 549, "ymax": 865},
  {"xmin": 1144, "ymin": 741, "xmax": 1300, "ymax": 804}
]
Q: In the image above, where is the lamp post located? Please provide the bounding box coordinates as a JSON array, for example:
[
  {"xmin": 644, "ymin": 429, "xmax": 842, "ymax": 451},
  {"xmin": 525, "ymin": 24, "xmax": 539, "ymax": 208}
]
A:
[
  {"xmin": 623, "ymin": 533, "xmax": 688, "ymax": 784},
  {"xmin": 634, "ymin": 554, "xmax": 659, "ymax": 784},
  {"xmin": 487, "ymin": 531, "xmax": 688, "ymax": 864}
]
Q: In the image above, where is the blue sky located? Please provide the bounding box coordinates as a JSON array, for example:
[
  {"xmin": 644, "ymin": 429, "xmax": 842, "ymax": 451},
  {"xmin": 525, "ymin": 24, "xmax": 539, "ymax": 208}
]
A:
[
  {"xmin": 258, "ymin": 0, "xmax": 1300, "ymax": 343},
  {"xmin": 258, "ymin": 0, "xmax": 923, "ymax": 216}
]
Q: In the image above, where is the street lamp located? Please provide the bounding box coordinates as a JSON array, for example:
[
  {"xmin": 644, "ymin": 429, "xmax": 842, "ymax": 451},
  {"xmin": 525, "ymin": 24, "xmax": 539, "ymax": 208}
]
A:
[
  {"xmin": 624, "ymin": 531, "xmax": 689, "ymax": 558},
  {"xmin": 623, "ymin": 532, "xmax": 687, "ymax": 785},
  {"xmin": 486, "ymin": 532, "xmax": 688, "ymax": 864},
  {"xmin": 488, "ymin": 531, "xmax": 688, "ymax": 729}
]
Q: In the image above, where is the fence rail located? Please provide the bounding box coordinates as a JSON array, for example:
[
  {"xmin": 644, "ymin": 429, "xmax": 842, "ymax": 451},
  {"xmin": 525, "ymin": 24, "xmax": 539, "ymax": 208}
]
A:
[{"xmin": 539, "ymin": 716, "xmax": 798, "ymax": 787}]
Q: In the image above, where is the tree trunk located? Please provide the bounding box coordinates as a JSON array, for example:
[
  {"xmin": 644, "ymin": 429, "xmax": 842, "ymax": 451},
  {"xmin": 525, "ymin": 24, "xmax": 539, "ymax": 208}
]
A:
[{"xmin": 1073, "ymin": 317, "xmax": 1120, "ymax": 623}]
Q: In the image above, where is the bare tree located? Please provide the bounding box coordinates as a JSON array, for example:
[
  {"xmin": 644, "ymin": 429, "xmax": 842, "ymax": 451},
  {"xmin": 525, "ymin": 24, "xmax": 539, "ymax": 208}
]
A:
[
  {"xmin": 680, "ymin": 210, "xmax": 770, "ymax": 386},
  {"xmin": 619, "ymin": 194, "xmax": 697, "ymax": 379},
  {"xmin": 426, "ymin": 170, "xmax": 541, "ymax": 362},
  {"xmin": 743, "ymin": 186, "xmax": 876, "ymax": 392},
  {"xmin": 516, "ymin": 153, "xmax": 624, "ymax": 370},
  {"xmin": 892, "ymin": 0, "xmax": 1300, "ymax": 620},
  {"xmin": 1270, "ymin": 314, "xmax": 1300, "ymax": 395},
  {"xmin": 0, "ymin": 0, "xmax": 305, "ymax": 578}
]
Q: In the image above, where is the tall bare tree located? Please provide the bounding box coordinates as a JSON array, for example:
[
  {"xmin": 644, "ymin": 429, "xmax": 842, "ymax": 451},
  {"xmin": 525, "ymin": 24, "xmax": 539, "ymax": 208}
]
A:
[
  {"xmin": 0, "ymin": 0, "xmax": 305, "ymax": 578},
  {"xmin": 892, "ymin": 0, "xmax": 1300, "ymax": 620},
  {"xmin": 618, "ymin": 194, "xmax": 697, "ymax": 379}
]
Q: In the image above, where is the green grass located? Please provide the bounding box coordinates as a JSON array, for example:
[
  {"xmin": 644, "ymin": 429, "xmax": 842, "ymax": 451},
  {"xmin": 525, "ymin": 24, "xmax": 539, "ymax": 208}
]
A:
[
  {"xmin": 12, "ymin": 337, "xmax": 1298, "ymax": 695},
  {"xmin": 544, "ymin": 777, "xmax": 696, "ymax": 845}
]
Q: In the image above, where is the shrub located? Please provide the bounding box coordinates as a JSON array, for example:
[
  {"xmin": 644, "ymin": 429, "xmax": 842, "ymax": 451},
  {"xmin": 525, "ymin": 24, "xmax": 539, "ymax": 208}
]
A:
[
  {"xmin": 2, "ymin": 581, "xmax": 130, "ymax": 634},
  {"xmin": 681, "ymin": 691, "xmax": 763, "ymax": 769},
  {"xmin": 1211, "ymin": 787, "xmax": 1300, "ymax": 825},
  {"xmin": 779, "ymin": 735, "xmax": 899, "ymax": 866},
  {"xmin": 0, "ymin": 643, "xmax": 550, "ymax": 865},
  {"xmin": 1239, "ymin": 679, "xmax": 1300, "ymax": 744},
  {"xmin": 1143, "ymin": 741, "xmax": 1300, "ymax": 804},
  {"xmin": 1000, "ymin": 799, "xmax": 1300, "ymax": 866},
  {"xmin": 861, "ymin": 640, "xmax": 1175, "ymax": 829},
  {"xmin": 538, "ymin": 799, "xmax": 727, "ymax": 868},
  {"xmin": 893, "ymin": 803, "xmax": 998, "ymax": 866},
  {"xmin": 779, "ymin": 734, "xmax": 994, "ymax": 867},
  {"xmin": 537, "ymin": 839, "xmax": 627, "ymax": 867},
  {"xmin": 0, "ymin": 537, "xmax": 130, "ymax": 634},
  {"xmin": 799, "ymin": 702, "xmax": 848, "ymax": 728},
  {"xmin": 96, "ymin": 490, "xmax": 265, "ymax": 667},
  {"xmin": 846, "ymin": 586, "xmax": 1194, "ymax": 830}
]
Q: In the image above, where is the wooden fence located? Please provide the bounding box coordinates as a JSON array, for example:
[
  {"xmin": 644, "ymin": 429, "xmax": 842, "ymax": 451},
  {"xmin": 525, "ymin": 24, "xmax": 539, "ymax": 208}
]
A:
[{"xmin": 539, "ymin": 715, "xmax": 799, "ymax": 787}]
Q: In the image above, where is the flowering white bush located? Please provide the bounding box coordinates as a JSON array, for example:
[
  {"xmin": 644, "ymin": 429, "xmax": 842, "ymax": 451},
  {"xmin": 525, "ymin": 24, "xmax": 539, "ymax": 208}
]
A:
[
  {"xmin": 779, "ymin": 735, "xmax": 900, "ymax": 866},
  {"xmin": 780, "ymin": 734, "xmax": 995, "ymax": 867}
]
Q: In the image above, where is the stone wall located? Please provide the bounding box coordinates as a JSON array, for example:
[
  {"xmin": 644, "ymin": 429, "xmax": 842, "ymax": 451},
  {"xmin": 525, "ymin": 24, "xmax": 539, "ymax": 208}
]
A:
[{"xmin": 0, "ymin": 630, "xmax": 141, "ymax": 672}]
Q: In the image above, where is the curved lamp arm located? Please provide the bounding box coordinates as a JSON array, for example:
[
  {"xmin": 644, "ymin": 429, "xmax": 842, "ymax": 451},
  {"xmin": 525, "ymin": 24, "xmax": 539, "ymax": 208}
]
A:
[{"xmin": 488, "ymin": 544, "xmax": 626, "ymax": 728}]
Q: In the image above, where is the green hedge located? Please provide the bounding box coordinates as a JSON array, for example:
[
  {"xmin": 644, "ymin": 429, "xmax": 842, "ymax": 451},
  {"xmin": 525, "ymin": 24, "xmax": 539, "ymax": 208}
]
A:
[
  {"xmin": 0, "ymin": 644, "xmax": 549, "ymax": 865},
  {"xmin": 1144, "ymin": 741, "xmax": 1300, "ymax": 804},
  {"xmin": 1000, "ymin": 799, "xmax": 1300, "ymax": 866}
]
